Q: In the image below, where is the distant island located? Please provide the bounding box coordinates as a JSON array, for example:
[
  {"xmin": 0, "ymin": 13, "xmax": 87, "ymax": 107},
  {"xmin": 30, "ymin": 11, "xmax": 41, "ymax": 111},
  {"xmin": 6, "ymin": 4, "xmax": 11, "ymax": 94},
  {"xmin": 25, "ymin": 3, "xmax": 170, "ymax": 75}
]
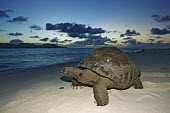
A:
[{"xmin": 0, "ymin": 43, "xmax": 66, "ymax": 48}]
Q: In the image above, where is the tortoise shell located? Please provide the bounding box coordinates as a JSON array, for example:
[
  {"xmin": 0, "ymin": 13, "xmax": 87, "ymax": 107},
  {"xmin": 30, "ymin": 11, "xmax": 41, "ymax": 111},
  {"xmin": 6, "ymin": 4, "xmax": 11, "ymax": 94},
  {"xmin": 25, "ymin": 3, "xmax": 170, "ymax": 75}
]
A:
[{"xmin": 78, "ymin": 47, "xmax": 135, "ymax": 80}]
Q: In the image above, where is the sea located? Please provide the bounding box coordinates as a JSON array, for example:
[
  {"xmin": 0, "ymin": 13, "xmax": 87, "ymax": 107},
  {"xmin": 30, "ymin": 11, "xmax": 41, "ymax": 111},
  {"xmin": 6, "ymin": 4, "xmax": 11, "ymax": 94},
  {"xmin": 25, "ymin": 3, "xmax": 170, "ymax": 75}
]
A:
[{"xmin": 0, "ymin": 48, "xmax": 140, "ymax": 72}]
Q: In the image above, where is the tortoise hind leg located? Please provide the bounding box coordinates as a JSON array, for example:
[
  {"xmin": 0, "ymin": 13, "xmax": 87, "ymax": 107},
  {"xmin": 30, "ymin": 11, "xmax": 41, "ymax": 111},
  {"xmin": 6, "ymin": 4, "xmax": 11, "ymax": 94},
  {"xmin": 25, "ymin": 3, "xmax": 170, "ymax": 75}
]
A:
[
  {"xmin": 93, "ymin": 78, "xmax": 109, "ymax": 106},
  {"xmin": 133, "ymin": 77, "xmax": 143, "ymax": 89}
]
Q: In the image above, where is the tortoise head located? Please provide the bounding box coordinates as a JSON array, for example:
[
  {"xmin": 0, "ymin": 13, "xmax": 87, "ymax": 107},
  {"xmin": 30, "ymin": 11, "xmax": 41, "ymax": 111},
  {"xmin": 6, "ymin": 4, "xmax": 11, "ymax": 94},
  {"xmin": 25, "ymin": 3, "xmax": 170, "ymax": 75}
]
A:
[
  {"xmin": 60, "ymin": 67, "xmax": 83, "ymax": 78},
  {"xmin": 61, "ymin": 67, "xmax": 75, "ymax": 77},
  {"xmin": 61, "ymin": 67, "xmax": 96, "ymax": 85}
]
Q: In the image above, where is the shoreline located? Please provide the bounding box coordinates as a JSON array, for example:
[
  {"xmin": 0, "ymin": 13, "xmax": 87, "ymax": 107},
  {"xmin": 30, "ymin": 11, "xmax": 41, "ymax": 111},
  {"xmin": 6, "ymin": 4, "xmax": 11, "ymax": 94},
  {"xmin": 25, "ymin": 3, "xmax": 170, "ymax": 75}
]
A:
[
  {"xmin": 0, "ymin": 60, "xmax": 80, "ymax": 74},
  {"xmin": 1, "ymin": 48, "xmax": 170, "ymax": 74},
  {"xmin": 0, "ymin": 49, "xmax": 170, "ymax": 113}
]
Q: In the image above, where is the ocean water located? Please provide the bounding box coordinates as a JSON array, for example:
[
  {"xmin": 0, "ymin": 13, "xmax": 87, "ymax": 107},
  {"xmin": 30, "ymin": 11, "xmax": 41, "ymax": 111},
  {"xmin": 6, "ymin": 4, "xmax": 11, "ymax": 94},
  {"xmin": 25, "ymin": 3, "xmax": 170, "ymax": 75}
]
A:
[
  {"xmin": 0, "ymin": 48, "xmax": 140, "ymax": 72},
  {"xmin": 0, "ymin": 48, "xmax": 96, "ymax": 72}
]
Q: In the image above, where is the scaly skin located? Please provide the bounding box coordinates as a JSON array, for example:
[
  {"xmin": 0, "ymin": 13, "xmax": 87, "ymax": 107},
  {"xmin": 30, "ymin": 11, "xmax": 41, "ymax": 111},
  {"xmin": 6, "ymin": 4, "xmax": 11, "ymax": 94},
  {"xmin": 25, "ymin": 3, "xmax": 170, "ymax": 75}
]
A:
[
  {"xmin": 60, "ymin": 67, "xmax": 143, "ymax": 106},
  {"xmin": 61, "ymin": 67, "xmax": 113, "ymax": 106}
]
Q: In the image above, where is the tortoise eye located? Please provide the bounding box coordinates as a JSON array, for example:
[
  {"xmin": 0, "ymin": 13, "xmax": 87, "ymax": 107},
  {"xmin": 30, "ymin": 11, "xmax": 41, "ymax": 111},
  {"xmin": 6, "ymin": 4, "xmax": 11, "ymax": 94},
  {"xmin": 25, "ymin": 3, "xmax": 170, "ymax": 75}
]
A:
[{"xmin": 79, "ymin": 73, "xmax": 83, "ymax": 76}]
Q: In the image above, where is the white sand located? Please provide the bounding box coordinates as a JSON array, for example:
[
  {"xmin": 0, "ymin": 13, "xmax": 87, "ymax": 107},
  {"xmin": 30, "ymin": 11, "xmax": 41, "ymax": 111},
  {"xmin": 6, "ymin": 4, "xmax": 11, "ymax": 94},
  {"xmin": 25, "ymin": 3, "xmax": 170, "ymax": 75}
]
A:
[{"xmin": 0, "ymin": 49, "xmax": 170, "ymax": 113}]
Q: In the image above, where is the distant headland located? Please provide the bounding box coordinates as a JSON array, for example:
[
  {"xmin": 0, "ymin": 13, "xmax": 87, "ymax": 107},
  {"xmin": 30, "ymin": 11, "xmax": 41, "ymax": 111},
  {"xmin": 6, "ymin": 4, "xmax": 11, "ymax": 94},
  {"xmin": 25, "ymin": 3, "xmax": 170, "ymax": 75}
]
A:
[{"xmin": 0, "ymin": 43, "xmax": 66, "ymax": 48}]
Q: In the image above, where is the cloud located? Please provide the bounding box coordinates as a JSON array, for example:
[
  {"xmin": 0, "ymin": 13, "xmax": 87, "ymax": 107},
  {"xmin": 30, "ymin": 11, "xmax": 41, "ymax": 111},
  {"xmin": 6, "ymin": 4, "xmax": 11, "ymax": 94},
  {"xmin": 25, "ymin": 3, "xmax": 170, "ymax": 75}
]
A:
[
  {"xmin": 147, "ymin": 39, "xmax": 155, "ymax": 43},
  {"xmin": 156, "ymin": 40, "xmax": 163, "ymax": 44},
  {"xmin": 39, "ymin": 38, "xmax": 49, "ymax": 42},
  {"xmin": 64, "ymin": 39, "xmax": 72, "ymax": 42},
  {"xmin": 30, "ymin": 35, "xmax": 41, "ymax": 38},
  {"xmin": 46, "ymin": 22, "xmax": 105, "ymax": 34},
  {"xmin": 150, "ymin": 28, "xmax": 170, "ymax": 35},
  {"xmin": 121, "ymin": 37, "xmax": 138, "ymax": 45},
  {"xmin": 149, "ymin": 36, "xmax": 163, "ymax": 39},
  {"xmin": 9, "ymin": 39, "xmax": 23, "ymax": 45},
  {"xmin": 59, "ymin": 39, "xmax": 72, "ymax": 43},
  {"xmin": 67, "ymin": 33, "xmax": 88, "ymax": 39},
  {"xmin": 123, "ymin": 37, "xmax": 133, "ymax": 40},
  {"xmin": 29, "ymin": 25, "xmax": 42, "ymax": 30},
  {"xmin": 7, "ymin": 16, "xmax": 28, "ymax": 23},
  {"xmin": 8, "ymin": 32, "xmax": 23, "ymax": 36},
  {"xmin": 151, "ymin": 14, "xmax": 170, "ymax": 22},
  {"xmin": 72, "ymin": 36, "xmax": 116, "ymax": 46},
  {"xmin": 120, "ymin": 34, "xmax": 125, "ymax": 37},
  {"xmin": 0, "ymin": 9, "xmax": 13, "ymax": 18},
  {"xmin": 50, "ymin": 38, "xmax": 59, "ymax": 43},
  {"xmin": 67, "ymin": 33, "xmax": 108, "ymax": 40},
  {"xmin": 166, "ymin": 24, "xmax": 170, "ymax": 29},
  {"xmin": 113, "ymin": 30, "xmax": 118, "ymax": 33},
  {"xmin": 108, "ymin": 40, "xmax": 118, "ymax": 43},
  {"xmin": 125, "ymin": 29, "xmax": 141, "ymax": 36},
  {"xmin": 120, "ymin": 29, "xmax": 140, "ymax": 37}
]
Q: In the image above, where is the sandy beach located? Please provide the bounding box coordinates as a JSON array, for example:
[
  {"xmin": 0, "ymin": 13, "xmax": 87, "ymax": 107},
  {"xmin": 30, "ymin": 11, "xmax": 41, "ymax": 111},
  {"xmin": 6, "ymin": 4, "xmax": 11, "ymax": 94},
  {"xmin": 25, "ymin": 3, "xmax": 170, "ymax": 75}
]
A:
[{"xmin": 0, "ymin": 49, "xmax": 170, "ymax": 113}]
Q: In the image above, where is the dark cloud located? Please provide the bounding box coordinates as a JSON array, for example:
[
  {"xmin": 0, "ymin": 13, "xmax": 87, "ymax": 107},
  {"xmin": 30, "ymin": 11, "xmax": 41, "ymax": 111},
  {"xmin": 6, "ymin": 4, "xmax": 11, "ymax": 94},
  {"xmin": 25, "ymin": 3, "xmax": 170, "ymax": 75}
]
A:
[
  {"xmin": 156, "ymin": 40, "xmax": 163, "ymax": 44},
  {"xmin": 9, "ymin": 39, "xmax": 23, "ymax": 45},
  {"xmin": 7, "ymin": 16, "xmax": 28, "ymax": 23},
  {"xmin": 67, "ymin": 33, "xmax": 88, "ymax": 39},
  {"xmin": 122, "ymin": 39, "xmax": 137, "ymax": 45},
  {"xmin": 50, "ymin": 38, "xmax": 59, "ymax": 43},
  {"xmin": 0, "ymin": 9, "xmax": 13, "ymax": 18},
  {"xmin": 125, "ymin": 29, "xmax": 141, "ymax": 36},
  {"xmin": 150, "ymin": 28, "xmax": 170, "ymax": 35},
  {"xmin": 149, "ymin": 36, "xmax": 163, "ymax": 39},
  {"xmin": 39, "ymin": 38, "xmax": 49, "ymax": 42},
  {"xmin": 59, "ymin": 39, "xmax": 72, "ymax": 43},
  {"xmin": 120, "ymin": 41, "xmax": 169, "ymax": 49},
  {"xmin": 58, "ymin": 41, "xmax": 66, "ymax": 43},
  {"xmin": 108, "ymin": 40, "xmax": 117, "ymax": 43},
  {"xmin": 151, "ymin": 14, "xmax": 160, "ymax": 22},
  {"xmin": 155, "ymin": 36, "xmax": 163, "ymax": 39},
  {"xmin": 46, "ymin": 22, "xmax": 106, "ymax": 41},
  {"xmin": 120, "ymin": 34, "xmax": 125, "ymax": 37},
  {"xmin": 121, "ymin": 37, "xmax": 138, "ymax": 45},
  {"xmin": 29, "ymin": 25, "xmax": 42, "ymax": 30},
  {"xmin": 72, "ymin": 36, "xmax": 116, "ymax": 46},
  {"xmin": 46, "ymin": 22, "xmax": 105, "ymax": 34},
  {"xmin": 113, "ymin": 30, "xmax": 117, "ymax": 33},
  {"xmin": 147, "ymin": 39, "xmax": 155, "ymax": 43},
  {"xmin": 8, "ymin": 32, "xmax": 23, "ymax": 36},
  {"xmin": 52, "ymin": 39, "xmax": 72, "ymax": 44},
  {"xmin": 64, "ymin": 39, "xmax": 72, "ymax": 42},
  {"xmin": 151, "ymin": 14, "xmax": 170, "ymax": 23},
  {"xmin": 166, "ymin": 24, "xmax": 170, "ymax": 29},
  {"xmin": 29, "ymin": 35, "xmax": 41, "ymax": 38},
  {"xmin": 120, "ymin": 29, "xmax": 140, "ymax": 37},
  {"xmin": 67, "ymin": 33, "xmax": 107, "ymax": 40},
  {"xmin": 123, "ymin": 37, "xmax": 133, "ymax": 40},
  {"xmin": 60, "ymin": 34, "xmax": 65, "ymax": 36}
]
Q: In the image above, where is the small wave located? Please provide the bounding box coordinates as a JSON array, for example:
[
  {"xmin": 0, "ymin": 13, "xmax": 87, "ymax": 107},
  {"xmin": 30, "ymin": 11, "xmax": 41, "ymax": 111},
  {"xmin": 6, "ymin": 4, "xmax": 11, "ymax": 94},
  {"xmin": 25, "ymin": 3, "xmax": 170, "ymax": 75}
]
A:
[{"xmin": 0, "ymin": 65, "xmax": 9, "ymax": 68}]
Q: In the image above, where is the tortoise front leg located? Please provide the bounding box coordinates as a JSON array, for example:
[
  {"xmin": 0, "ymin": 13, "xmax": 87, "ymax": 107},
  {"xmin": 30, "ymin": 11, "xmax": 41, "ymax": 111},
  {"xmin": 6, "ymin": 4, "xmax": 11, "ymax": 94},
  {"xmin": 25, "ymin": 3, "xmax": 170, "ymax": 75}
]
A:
[{"xmin": 93, "ymin": 78, "xmax": 109, "ymax": 106}]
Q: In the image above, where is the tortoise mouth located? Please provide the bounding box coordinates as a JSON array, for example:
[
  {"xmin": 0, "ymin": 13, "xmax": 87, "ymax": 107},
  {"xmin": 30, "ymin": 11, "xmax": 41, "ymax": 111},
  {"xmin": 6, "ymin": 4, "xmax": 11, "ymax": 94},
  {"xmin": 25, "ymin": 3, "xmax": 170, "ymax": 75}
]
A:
[{"xmin": 60, "ymin": 68, "xmax": 66, "ymax": 75}]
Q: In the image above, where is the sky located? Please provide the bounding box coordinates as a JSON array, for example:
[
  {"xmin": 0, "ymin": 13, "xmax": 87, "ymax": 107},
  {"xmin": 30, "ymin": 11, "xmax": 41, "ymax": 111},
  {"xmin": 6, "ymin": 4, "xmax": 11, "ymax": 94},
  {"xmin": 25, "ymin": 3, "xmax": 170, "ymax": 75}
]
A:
[{"xmin": 0, "ymin": 0, "xmax": 170, "ymax": 48}]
